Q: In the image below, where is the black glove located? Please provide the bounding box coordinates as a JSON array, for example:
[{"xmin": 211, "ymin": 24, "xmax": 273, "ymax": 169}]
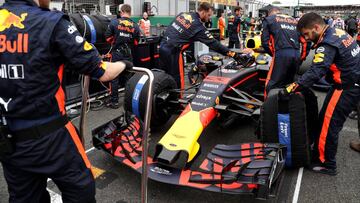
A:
[
  {"xmin": 121, "ymin": 60, "xmax": 133, "ymax": 71},
  {"xmin": 228, "ymin": 52, "xmax": 255, "ymax": 67},
  {"xmin": 280, "ymin": 82, "xmax": 302, "ymax": 98},
  {"xmin": 227, "ymin": 51, "xmax": 241, "ymax": 61}
]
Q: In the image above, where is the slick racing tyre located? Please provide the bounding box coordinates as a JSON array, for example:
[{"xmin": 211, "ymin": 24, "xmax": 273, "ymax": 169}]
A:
[
  {"xmin": 69, "ymin": 14, "xmax": 111, "ymax": 54},
  {"xmin": 260, "ymin": 89, "xmax": 319, "ymax": 167},
  {"xmin": 124, "ymin": 70, "xmax": 177, "ymax": 127}
]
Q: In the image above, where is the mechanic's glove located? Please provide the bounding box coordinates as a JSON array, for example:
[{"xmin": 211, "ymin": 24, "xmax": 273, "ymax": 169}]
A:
[
  {"xmin": 121, "ymin": 60, "xmax": 133, "ymax": 71},
  {"xmin": 227, "ymin": 51, "xmax": 242, "ymax": 61},
  {"xmin": 234, "ymin": 53, "xmax": 255, "ymax": 67},
  {"xmin": 280, "ymin": 82, "xmax": 302, "ymax": 97}
]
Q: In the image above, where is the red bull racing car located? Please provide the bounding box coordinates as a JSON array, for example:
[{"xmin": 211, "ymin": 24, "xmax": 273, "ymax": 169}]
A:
[{"xmin": 92, "ymin": 52, "xmax": 288, "ymax": 199}]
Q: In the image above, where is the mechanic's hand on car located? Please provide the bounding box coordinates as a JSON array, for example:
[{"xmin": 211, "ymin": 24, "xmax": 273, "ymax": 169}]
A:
[{"xmin": 228, "ymin": 51, "xmax": 244, "ymax": 62}]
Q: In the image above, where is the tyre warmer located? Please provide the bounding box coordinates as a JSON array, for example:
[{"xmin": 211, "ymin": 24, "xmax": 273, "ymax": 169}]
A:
[
  {"xmin": 92, "ymin": 114, "xmax": 286, "ymax": 199},
  {"xmin": 261, "ymin": 89, "xmax": 317, "ymax": 168}
]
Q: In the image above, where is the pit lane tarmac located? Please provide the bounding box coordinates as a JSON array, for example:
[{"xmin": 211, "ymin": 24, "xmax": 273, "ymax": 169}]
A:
[{"xmin": 0, "ymin": 90, "xmax": 359, "ymax": 203}]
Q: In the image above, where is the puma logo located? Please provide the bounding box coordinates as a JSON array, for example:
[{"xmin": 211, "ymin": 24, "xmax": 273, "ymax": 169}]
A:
[{"xmin": 0, "ymin": 97, "xmax": 12, "ymax": 112}]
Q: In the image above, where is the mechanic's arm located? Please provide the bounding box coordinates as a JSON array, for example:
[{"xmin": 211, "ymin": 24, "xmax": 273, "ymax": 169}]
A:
[
  {"xmin": 297, "ymin": 44, "xmax": 336, "ymax": 88},
  {"xmin": 260, "ymin": 19, "xmax": 272, "ymax": 56},
  {"xmin": 98, "ymin": 62, "xmax": 126, "ymax": 82},
  {"xmin": 104, "ymin": 20, "xmax": 115, "ymax": 44},
  {"xmin": 193, "ymin": 27, "xmax": 232, "ymax": 56},
  {"xmin": 52, "ymin": 17, "xmax": 128, "ymax": 82}
]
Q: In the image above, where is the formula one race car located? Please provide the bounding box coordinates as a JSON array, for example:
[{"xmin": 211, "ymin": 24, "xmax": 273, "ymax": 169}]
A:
[
  {"xmin": 92, "ymin": 52, "xmax": 289, "ymax": 199},
  {"xmin": 73, "ymin": 14, "xmax": 310, "ymax": 199}
]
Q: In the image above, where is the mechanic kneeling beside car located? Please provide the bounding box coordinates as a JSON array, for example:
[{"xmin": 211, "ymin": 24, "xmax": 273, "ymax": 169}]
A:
[
  {"xmin": 0, "ymin": 0, "xmax": 132, "ymax": 202},
  {"xmin": 283, "ymin": 13, "xmax": 360, "ymax": 176}
]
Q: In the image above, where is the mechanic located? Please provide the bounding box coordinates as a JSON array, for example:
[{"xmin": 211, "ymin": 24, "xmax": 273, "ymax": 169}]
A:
[
  {"xmin": 227, "ymin": 7, "xmax": 243, "ymax": 49},
  {"xmin": 218, "ymin": 11, "xmax": 225, "ymax": 40},
  {"xmin": 261, "ymin": 6, "xmax": 308, "ymax": 98},
  {"xmin": 285, "ymin": 12, "xmax": 360, "ymax": 175},
  {"xmin": 159, "ymin": 2, "xmax": 246, "ymax": 90},
  {"xmin": 0, "ymin": 0, "xmax": 132, "ymax": 202},
  {"xmin": 105, "ymin": 4, "xmax": 140, "ymax": 108}
]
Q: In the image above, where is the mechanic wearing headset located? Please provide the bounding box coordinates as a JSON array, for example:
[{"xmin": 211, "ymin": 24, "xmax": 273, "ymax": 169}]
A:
[
  {"xmin": 0, "ymin": 0, "xmax": 132, "ymax": 202},
  {"xmin": 285, "ymin": 13, "xmax": 360, "ymax": 175},
  {"xmin": 261, "ymin": 6, "xmax": 308, "ymax": 98},
  {"xmin": 105, "ymin": 4, "xmax": 140, "ymax": 109},
  {"xmin": 159, "ymin": 2, "xmax": 246, "ymax": 90}
]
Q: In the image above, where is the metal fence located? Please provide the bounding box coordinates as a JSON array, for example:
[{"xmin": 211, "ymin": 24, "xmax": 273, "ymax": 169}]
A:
[{"xmin": 51, "ymin": 0, "xmax": 122, "ymax": 15}]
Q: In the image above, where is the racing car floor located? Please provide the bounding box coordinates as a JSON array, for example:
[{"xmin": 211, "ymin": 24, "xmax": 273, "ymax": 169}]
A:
[{"xmin": 0, "ymin": 92, "xmax": 359, "ymax": 203}]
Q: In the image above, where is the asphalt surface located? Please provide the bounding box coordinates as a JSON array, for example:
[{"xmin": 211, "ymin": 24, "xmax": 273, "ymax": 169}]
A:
[
  {"xmin": 0, "ymin": 37, "xmax": 358, "ymax": 202},
  {"xmin": 0, "ymin": 88, "xmax": 358, "ymax": 203}
]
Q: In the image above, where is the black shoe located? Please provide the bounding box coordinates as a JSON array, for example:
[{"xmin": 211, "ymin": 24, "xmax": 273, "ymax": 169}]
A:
[
  {"xmin": 308, "ymin": 163, "xmax": 338, "ymax": 176},
  {"xmin": 106, "ymin": 102, "xmax": 120, "ymax": 109}
]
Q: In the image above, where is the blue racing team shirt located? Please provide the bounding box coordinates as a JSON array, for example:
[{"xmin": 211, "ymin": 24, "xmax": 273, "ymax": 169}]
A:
[
  {"xmin": 297, "ymin": 27, "xmax": 360, "ymax": 89},
  {"xmin": 228, "ymin": 15, "xmax": 242, "ymax": 41},
  {"xmin": 261, "ymin": 14, "xmax": 306, "ymax": 57},
  {"xmin": 104, "ymin": 16, "xmax": 141, "ymax": 49},
  {"xmin": 52, "ymin": 17, "xmax": 106, "ymax": 80},
  {"xmin": 0, "ymin": 0, "xmax": 106, "ymax": 120},
  {"xmin": 161, "ymin": 12, "xmax": 230, "ymax": 56}
]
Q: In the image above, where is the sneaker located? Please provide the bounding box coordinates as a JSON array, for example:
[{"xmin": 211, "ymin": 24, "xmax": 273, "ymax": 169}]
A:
[
  {"xmin": 106, "ymin": 102, "xmax": 120, "ymax": 109},
  {"xmin": 350, "ymin": 140, "xmax": 360, "ymax": 153},
  {"xmin": 308, "ymin": 164, "xmax": 338, "ymax": 176}
]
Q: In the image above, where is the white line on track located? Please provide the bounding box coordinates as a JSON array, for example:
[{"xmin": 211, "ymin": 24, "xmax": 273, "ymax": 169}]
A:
[
  {"xmin": 47, "ymin": 146, "xmax": 96, "ymax": 201},
  {"xmin": 85, "ymin": 147, "xmax": 95, "ymax": 153},
  {"xmin": 292, "ymin": 167, "xmax": 304, "ymax": 203}
]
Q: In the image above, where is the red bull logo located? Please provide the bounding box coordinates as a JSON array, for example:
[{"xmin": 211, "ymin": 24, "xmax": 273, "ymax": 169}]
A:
[
  {"xmin": 176, "ymin": 13, "xmax": 194, "ymax": 29},
  {"xmin": 0, "ymin": 33, "xmax": 29, "ymax": 53},
  {"xmin": 119, "ymin": 20, "xmax": 133, "ymax": 27},
  {"xmin": 0, "ymin": 9, "xmax": 28, "ymax": 32},
  {"xmin": 0, "ymin": 9, "xmax": 29, "ymax": 53},
  {"xmin": 334, "ymin": 29, "xmax": 346, "ymax": 38},
  {"xmin": 182, "ymin": 13, "xmax": 194, "ymax": 23}
]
